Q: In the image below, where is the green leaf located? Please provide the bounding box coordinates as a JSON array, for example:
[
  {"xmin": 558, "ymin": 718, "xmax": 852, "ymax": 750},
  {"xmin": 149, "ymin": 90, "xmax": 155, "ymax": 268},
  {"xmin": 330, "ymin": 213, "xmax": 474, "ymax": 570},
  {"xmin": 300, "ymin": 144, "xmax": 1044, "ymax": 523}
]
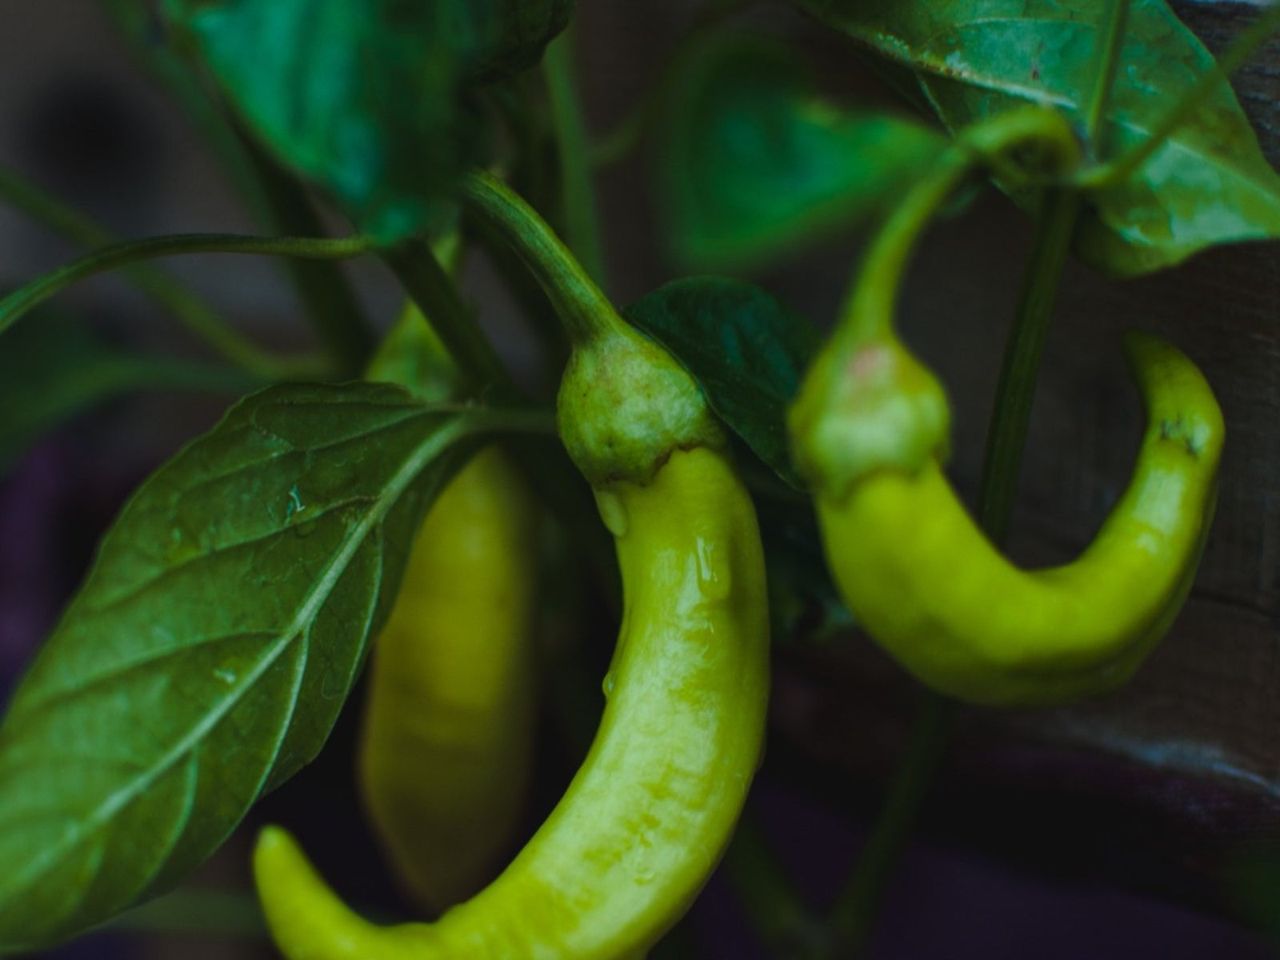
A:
[
  {"xmin": 0, "ymin": 313, "xmax": 252, "ymax": 473},
  {"xmin": 467, "ymin": 0, "xmax": 576, "ymax": 81},
  {"xmin": 0, "ymin": 382, "xmax": 473, "ymax": 951},
  {"xmin": 658, "ymin": 33, "xmax": 946, "ymax": 270},
  {"xmin": 792, "ymin": 0, "xmax": 1280, "ymax": 275},
  {"xmin": 625, "ymin": 277, "xmax": 821, "ymax": 489},
  {"xmin": 757, "ymin": 495, "xmax": 853, "ymax": 647},
  {"xmin": 168, "ymin": 0, "xmax": 572, "ymax": 240}
]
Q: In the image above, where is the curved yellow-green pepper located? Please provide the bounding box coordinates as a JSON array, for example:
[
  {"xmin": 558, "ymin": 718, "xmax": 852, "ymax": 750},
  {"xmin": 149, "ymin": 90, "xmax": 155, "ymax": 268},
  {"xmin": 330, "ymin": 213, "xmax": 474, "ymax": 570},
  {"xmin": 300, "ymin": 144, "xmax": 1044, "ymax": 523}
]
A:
[
  {"xmin": 357, "ymin": 295, "xmax": 541, "ymax": 909},
  {"xmin": 254, "ymin": 171, "xmax": 770, "ymax": 958},
  {"xmin": 357, "ymin": 444, "xmax": 539, "ymax": 910},
  {"xmin": 257, "ymin": 447, "xmax": 768, "ymax": 957},
  {"xmin": 803, "ymin": 332, "xmax": 1221, "ymax": 705},
  {"xmin": 789, "ymin": 120, "xmax": 1223, "ymax": 706}
]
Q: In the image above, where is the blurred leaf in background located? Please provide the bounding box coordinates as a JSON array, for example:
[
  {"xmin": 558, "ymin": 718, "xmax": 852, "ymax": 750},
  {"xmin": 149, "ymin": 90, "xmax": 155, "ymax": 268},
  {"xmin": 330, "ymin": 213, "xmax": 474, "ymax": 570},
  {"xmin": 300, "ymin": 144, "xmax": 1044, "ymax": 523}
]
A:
[
  {"xmin": 657, "ymin": 33, "xmax": 945, "ymax": 271},
  {"xmin": 168, "ymin": 0, "xmax": 573, "ymax": 240},
  {"xmin": 625, "ymin": 276, "xmax": 850, "ymax": 646},
  {"xmin": 791, "ymin": 0, "xmax": 1280, "ymax": 275},
  {"xmin": 0, "ymin": 310, "xmax": 250, "ymax": 475},
  {"xmin": 626, "ymin": 276, "xmax": 822, "ymax": 489}
]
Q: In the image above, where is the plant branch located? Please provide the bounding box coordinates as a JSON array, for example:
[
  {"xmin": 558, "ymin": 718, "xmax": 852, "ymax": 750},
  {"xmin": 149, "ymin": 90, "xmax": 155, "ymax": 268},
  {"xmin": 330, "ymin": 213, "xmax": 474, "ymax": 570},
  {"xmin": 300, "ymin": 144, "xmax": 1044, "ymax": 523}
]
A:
[
  {"xmin": 460, "ymin": 171, "xmax": 620, "ymax": 346},
  {"xmin": 825, "ymin": 692, "xmax": 953, "ymax": 956},
  {"xmin": 233, "ymin": 129, "xmax": 376, "ymax": 375},
  {"xmin": 835, "ymin": 107, "xmax": 1080, "ymax": 347},
  {"xmin": 0, "ymin": 167, "xmax": 327, "ymax": 381},
  {"xmin": 978, "ymin": 189, "xmax": 1081, "ymax": 540},
  {"xmin": 0, "ymin": 233, "xmax": 376, "ymax": 340},
  {"xmin": 380, "ymin": 240, "xmax": 514, "ymax": 397},
  {"xmin": 544, "ymin": 27, "xmax": 609, "ymax": 286},
  {"xmin": 723, "ymin": 817, "xmax": 825, "ymax": 958}
]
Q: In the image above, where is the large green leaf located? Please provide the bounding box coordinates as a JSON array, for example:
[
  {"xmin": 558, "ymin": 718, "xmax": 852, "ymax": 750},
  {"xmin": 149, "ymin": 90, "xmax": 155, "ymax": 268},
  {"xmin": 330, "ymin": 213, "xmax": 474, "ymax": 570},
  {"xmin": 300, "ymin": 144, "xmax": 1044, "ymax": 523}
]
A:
[
  {"xmin": 0, "ymin": 382, "xmax": 473, "ymax": 951},
  {"xmin": 792, "ymin": 0, "xmax": 1280, "ymax": 275},
  {"xmin": 659, "ymin": 34, "xmax": 946, "ymax": 271},
  {"xmin": 168, "ymin": 0, "xmax": 572, "ymax": 240},
  {"xmin": 625, "ymin": 276, "xmax": 821, "ymax": 489},
  {"xmin": 0, "ymin": 314, "xmax": 251, "ymax": 473}
]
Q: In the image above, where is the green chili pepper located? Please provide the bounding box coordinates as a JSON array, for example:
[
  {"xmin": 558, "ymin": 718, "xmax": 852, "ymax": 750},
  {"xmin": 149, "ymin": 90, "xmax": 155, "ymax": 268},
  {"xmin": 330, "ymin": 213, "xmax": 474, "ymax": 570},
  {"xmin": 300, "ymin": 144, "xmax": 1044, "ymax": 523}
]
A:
[
  {"xmin": 359, "ymin": 303, "xmax": 541, "ymax": 910},
  {"xmin": 251, "ymin": 172, "xmax": 770, "ymax": 958},
  {"xmin": 789, "ymin": 117, "xmax": 1224, "ymax": 706}
]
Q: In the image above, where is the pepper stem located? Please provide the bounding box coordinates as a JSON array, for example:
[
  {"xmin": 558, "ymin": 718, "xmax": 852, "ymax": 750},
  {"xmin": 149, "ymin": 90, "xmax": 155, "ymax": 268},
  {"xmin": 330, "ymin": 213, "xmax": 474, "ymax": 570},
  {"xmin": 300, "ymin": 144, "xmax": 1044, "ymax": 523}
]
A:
[
  {"xmin": 460, "ymin": 170, "xmax": 622, "ymax": 347},
  {"xmin": 834, "ymin": 106, "xmax": 1081, "ymax": 349}
]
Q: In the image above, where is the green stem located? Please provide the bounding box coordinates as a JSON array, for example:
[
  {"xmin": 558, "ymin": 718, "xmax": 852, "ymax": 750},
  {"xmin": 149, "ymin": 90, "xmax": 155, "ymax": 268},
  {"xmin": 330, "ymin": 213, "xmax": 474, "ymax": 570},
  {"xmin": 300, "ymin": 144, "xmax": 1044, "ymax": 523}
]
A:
[
  {"xmin": 544, "ymin": 27, "xmax": 609, "ymax": 287},
  {"xmin": 0, "ymin": 167, "xmax": 326, "ymax": 381},
  {"xmin": 0, "ymin": 233, "xmax": 376, "ymax": 339},
  {"xmin": 1079, "ymin": 0, "xmax": 1280, "ymax": 188},
  {"xmin": 1083, "ymin": 0, "xmax": 1132, "ymax": 151},
  {"xmin": 835, "ymin": 107, "xmax": 1080, "ymax": 347},
  {"xmin": 381, "ymin": 240, "xmax": 513, "ymax": 395},
  {"xmin": 234, "ymin": 129, "xmax": 376, "ymax": 375},
  {"xmin": 106, "ymin": 7, "xmax": 374, "ymax": 372},
  {"xmin": 825, "ymin": 692, "xmax": 953, "ymax": 956},
  {"xmin": 723, "ymin": 818, "xmax": 824, "ymax": 958},
  {"xmin": 978, "ymin": 189, "xmax": 1082, "ymax": 540},
  {"xmin": 466, "ymin": 212, "xmax": 571, "ymax": 373},
  {"xmin": 460, "ymin": 171, "xmax": 621, "ymax": 345}
]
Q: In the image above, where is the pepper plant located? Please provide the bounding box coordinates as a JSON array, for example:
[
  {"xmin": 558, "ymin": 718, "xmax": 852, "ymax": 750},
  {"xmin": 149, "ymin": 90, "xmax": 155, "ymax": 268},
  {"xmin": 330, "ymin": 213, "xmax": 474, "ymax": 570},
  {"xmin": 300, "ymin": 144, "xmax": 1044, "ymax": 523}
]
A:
[{"xmin": 0, "ymin": 0, "xmax": 1278, "ymax": 957}]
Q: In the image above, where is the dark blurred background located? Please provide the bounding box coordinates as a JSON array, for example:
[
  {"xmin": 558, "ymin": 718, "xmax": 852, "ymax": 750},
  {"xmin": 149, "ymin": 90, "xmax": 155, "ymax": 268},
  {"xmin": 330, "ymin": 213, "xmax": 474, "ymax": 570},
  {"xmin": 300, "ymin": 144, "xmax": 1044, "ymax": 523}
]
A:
[{"xmin": 2, "ymin": 1, "xmax": 1279, "ymax": 958}]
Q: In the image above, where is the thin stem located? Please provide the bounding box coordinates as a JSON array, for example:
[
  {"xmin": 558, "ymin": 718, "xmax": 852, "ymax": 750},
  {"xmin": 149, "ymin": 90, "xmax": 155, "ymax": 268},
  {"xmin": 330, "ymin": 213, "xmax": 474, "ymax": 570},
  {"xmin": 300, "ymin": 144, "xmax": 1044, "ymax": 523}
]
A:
[
  {"xmin": 1083, "ymin": 0, "xmax": 1132, "ymax": 151},
  {"xmin": 978, "ymin": 190, "xmax": 1081, "ymax": 540},
  {"xmin": 835, "ymin": 107, "xmax": 1080, "ymax": 347},
  {"xmin": 234, "ymin": 130, "xmax": 376, "ymax": 375},
  {"xmin": 836, "ymin": 152, "xmax": 973, "ymax": 343},
  {"xmin": 0, "ymin": 233, "xmax": 376, "ymax": 339},
  {"xmin": 825, "ymin": 693, "xmax": 953, "ymax": 956},
  {"xmin": 544, "ymin": 27, "xmax": 609, "ymax": 287},
  {"xmin": 723, "ymin": 817, "xmax": 825, "ymax": 958},
  {"xmin": 460, "ymin": 171, "xmax": 620, "ymax": 345},
  {"xmin": 105, "ymin": 7, "xmax": 372, "ymax": 374},
  {"xmin": 0, "ymin": 167, "xmax": 325, "ymax": 381},
  {"xmin": 381, "ymin": 240, "xmax": 513, "ymax": 396},
  {"xmin": 466, "ymin": 212, "xmax": 571, "ymax": 373},
  {"xmin": 1079, "ymin": 0, "xmax": 1280, "ymax": 188}
]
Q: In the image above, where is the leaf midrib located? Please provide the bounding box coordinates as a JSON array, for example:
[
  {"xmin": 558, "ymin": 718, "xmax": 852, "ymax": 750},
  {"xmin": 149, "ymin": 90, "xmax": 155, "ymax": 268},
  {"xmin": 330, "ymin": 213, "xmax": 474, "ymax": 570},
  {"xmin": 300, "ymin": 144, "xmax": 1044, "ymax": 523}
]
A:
[{"xmin": 0, "ymin": 413, "xmax": 470, "ymax": 916}]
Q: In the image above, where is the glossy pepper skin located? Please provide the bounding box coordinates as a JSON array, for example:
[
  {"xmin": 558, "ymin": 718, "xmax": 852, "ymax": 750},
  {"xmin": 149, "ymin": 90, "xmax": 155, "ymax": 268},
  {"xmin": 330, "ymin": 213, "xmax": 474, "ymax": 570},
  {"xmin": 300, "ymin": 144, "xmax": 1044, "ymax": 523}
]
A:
[
  {"xmin": 798, "ymin": 332, "xmax": 1222, "ymax": 705},
  {"xmin": 253, "ymin": 171, "xmax": 770, "ymax": 959},
  {"xmin": 257, "ymin": 446, "xmax": 768, "ymax": 958},
  {"xmin": 357, "ymin": 444, "xmax": 539, "ymax": 910}
]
